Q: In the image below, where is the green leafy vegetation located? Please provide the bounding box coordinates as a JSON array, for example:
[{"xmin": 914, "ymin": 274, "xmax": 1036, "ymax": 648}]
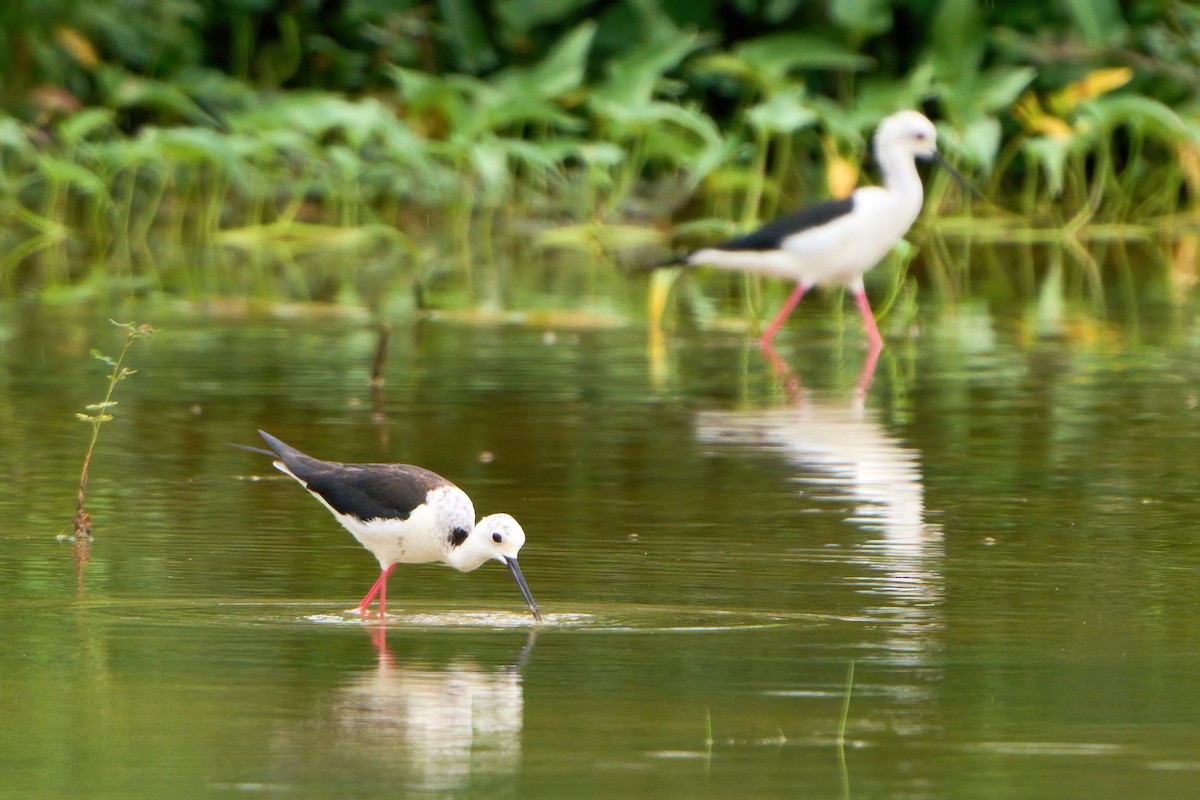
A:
[{"xmin": 0, "ymin": 0, "xmax": 1197, "ymax": 312}]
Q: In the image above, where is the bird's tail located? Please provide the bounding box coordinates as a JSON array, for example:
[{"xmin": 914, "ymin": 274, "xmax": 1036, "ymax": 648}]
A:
[
  {"xmin": 253, "ymin": 430, "xmax": 333, "ymax": 480},
  {"xmin": 230, "ymin": 430, "xmax": 304, "ymax": 463},
  {"xmin": 230, "ymin": 441, "xmax": 275, "ymax": 457},
  {"xmin": 256, "ymin": 429, "xmax": 316, "ymax": 465}
]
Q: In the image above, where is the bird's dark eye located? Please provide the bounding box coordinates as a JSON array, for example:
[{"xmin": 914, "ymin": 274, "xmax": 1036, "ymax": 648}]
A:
[
  {"xmin": 492, "ymin": 532, "xmax": 503, "ymax": 543},
  {"xmin": 914, "ymin": 132, "xmax": 927, "ymax": 140}
]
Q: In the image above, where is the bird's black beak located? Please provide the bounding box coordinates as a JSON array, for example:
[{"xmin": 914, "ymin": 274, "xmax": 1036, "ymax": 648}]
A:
[
  {"xmin": 505, "ymin": 556, "xmax": 542, "ymax": 622},
  {"xmin": 932, "ymin": 151, "xmax": 985, "ymax": 202}
]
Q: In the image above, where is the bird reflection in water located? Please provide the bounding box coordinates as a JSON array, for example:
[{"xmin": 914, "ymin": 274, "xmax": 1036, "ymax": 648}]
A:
[
  {"xmin": 696, "ymin": 344, "xmax": 944, "ymax": 677},
  {"xmin": 758, "ymin": 338, "xmax": 883, "ymax": 404},
  {"xmin": 285, "ymin": 625, "xmax": 535, "ymax": 793}
]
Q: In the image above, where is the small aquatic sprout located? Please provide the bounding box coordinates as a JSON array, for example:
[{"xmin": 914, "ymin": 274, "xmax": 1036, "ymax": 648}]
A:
[
  {"xmin": 69, "ymin": 320, "xmax": 154, "ymax": 541},
  {"xmin": 838, "ymin": 658, "xmax": 855, "ymax": 746},
  {"xmin": 837, "ymin": 658, "xmax": 856, "ymax": 798}
]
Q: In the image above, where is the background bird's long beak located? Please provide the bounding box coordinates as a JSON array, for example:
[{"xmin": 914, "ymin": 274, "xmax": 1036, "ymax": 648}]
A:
[
  {"xmin": 505, "ymin": 557, "xmax": 542, "ymax": 622},
  {"xmin": 932, "ymin": 151, "xmax": 985, "ymax": 202}
]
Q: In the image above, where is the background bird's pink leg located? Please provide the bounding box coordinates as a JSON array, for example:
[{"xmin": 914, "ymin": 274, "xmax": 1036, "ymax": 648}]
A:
[
  {"xmin": 356, "ymin": 564, "xmax": 396, "ymax": 615},
  {"xmin": 758, "ymin": 341, "xmax": 803, "ymax": 405},
  {"xmin": 758, "ymin": 282, "xmax": 808, "ymax": 348},
  {"xmin": 856, "ymin": 339, "xmax": 883, "ymax": 400},
  {"xmin": 852, "ymin": 288, "xmax": 884, "ymax": 349}
]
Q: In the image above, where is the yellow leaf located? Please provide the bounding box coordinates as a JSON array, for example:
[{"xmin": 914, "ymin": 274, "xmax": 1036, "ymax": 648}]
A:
[
  {"xmin": 1177, "ymin": 141, "xmax": 1200, "ymax": 195},
  {"xmin": 826, "ymin": 156, "xmax": 859, "ymax": 200},
  {"xmin": 54, "ymin": 28, "xmax": 99, "ymax": 69},
  {"xmin": 647, "ymin": 269, "xmax": 679, "ymax": 335},
  {"xmin": 1036, "ymin": 117, "xmax": 1075, "ymax": 139},
  {"xmin": 1171, "ymin": 234, "xmax": 1198, "ymax": 293},
  {"xmin": 1050, "ymin": 67, "xmax": 1133, "ymax": 115},
  {"xmin": 1080, "ymin": 67, "xmax": 1134, "ymax": 97},
  {"xmin": 1012, "ymin": 91, "xmax": 1074, "ymax": 139}
]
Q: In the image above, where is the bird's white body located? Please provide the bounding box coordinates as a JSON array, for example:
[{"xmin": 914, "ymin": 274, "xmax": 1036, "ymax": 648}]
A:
[
  {"xmin": 286, "ymin": 476, "xmax": 474, "ymax": 568},
  {"xmin": 665, "ymin": 110, "xmax": 952, "ymax": 349},
  {"xmin": 687, "ymin": 183, "xmax": 923, "ymax": 291},
  {"xmin": 251, "ymin": 430, "xmax": 541, "ymax": 620}
]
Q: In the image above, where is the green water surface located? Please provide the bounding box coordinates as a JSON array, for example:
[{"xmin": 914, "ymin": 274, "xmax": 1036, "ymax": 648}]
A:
[{"xmin": 1, "ymin": 295, "xmax": 1198, "ymax": 799}]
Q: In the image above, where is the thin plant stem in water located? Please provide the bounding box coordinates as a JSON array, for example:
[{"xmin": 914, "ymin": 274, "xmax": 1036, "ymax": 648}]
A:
[
  {"xmin": 704, "ymin": 706, "xmax": 713, "ymax": 776},
  {"xmin": 838, "ymin": 659, "xmax": 856, "ymax": 800},
  {"xmin": 70, "ymin": 320, "xmax": 155, "ymax": 541},
  {"xmin": 838, "ymin": 658, "xmax": 855, "ymax": 745}
]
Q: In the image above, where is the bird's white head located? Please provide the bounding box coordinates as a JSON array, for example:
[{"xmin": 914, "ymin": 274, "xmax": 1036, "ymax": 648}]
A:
[
  {"xmin": 464, "ymin": 513, "xmax": 527, "ymax": 568},
  {"xmin": 874, "ymin": 110, "xmax": 939, "ymax": 163},
  {"xmin": 449, "ymin": 513, "xmax": 541, "ymax": 621}
]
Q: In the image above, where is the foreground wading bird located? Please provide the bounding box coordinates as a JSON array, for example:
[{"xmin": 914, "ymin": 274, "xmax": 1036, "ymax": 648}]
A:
[
  {"xmin": 243, "ymin": 430, "xmax": 541, "ymax": 621},
  {"xmin": 653, "ymin": 110, "xmax": 976, "ymax": 349}
]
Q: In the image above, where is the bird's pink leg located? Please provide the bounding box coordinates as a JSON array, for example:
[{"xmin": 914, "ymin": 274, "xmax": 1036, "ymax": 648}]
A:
[
  {"xmin": 758, "ymin": 340, "xmax": 803, "ymax": 405},
  {"xmin": 369, "ymin": 624, "xmax": 389, "ymax": 657},
  {"xmin": 856, "ymin": 338, "xmax": 883, "ymax": 400},
  {"xmin": 758, "ymin": 282, "xmax": 809, "ymax": 348},
  {"xmin": 852, "ymin": 287, "xmax": 884, "ymax": 350},
  {"xmin": 356, "ymin": 564, "xmax": 396, "ymax": 616}
]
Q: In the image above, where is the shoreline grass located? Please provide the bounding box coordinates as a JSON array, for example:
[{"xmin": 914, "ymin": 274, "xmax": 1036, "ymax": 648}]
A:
[{"xmin": 2, "ymin": 2, "xmax": 1198, "ymax": 307}]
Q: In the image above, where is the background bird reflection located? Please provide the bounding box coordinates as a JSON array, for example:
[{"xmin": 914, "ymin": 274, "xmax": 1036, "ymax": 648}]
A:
[{"xmin": 695, "ymin": 352, "xmax": 944, "ymax": 723}]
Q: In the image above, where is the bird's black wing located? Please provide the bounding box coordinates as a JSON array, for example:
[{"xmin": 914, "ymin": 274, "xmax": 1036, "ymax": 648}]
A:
[
  {"xmin": 714, "ymin": 197, "xmax": 855, "ymax": 252},
  {"xmin": 646, "ymin": 197, "xmax": 855, "ymax": 269},
  {"xmin": 301, "ymin": 463, "xmax": 449, "ymax": 521},
  {"xmin": 256, "ymin": 430, "xmax": 450, "ymax": 521}
]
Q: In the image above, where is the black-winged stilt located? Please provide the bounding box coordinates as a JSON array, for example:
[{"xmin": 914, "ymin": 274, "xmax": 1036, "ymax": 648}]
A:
[
  {"xmin": 245, "ymin": 430, "xmax": 541, "ymax": 622},
  {"xmin": 654, "ymin": 110, "xmax": 973, "ymax": 349}
]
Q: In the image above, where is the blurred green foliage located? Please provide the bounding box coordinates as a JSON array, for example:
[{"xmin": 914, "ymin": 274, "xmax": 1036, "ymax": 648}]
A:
[{"xmin": 0, "ymin": 0, "xmax": 1197, "ymax": 303}]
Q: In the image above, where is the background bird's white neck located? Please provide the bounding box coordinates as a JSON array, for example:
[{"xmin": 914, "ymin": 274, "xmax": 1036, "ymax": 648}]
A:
[{"xmin": 876, "ymin": 147, "xmax": 924, "ymax": 203}]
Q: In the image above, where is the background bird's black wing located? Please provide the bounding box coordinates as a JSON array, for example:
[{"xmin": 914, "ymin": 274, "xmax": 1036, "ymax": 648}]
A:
[
  {"xmin": 302, "ymin": 464, "xmax": 449, "ymax": 521},
  {"xmin": 715, "ymin": 197, "xmax": 854, "ymax": 252}
]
